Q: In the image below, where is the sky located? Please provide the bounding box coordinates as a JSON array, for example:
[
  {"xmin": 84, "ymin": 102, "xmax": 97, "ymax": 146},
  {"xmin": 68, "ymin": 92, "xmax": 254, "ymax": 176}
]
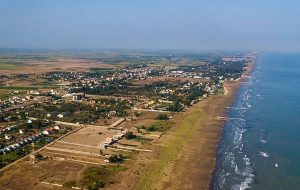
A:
[{"xmin": 0, "ymin": 0, "xmax": 300, "ymax": 52}]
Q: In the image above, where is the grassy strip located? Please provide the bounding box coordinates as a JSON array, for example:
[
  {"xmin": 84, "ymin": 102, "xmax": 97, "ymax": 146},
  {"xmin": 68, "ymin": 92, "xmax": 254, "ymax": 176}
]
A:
[
  {"xmin": 136, "ymin": 104, "xmax": 205, "ymax": 190},
  {"xmin": 0, "ymin": 63, "xmax": 17, "ymax": 70},
  {"xmin": 0, "ymin": 86, "xmax": 39, "ymax": 90},
  {"xmin": 0, "ymin": 85, "xmax": 58, "ymax": 90}
]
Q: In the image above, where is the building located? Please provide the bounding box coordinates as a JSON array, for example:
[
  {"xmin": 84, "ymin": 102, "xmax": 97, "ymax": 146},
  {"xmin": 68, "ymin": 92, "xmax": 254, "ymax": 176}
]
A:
[{"xmin": 72, "ymin": 93, "xmax": 85, "ymax": 101}]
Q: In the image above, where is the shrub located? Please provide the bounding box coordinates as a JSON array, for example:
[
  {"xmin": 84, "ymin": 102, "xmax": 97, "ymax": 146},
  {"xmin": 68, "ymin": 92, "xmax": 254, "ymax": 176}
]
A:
[
  {"xmin": 108, "ymin": 154, "xmax": 125, "ymax": 163},
  {"xmin": 87, "ymin": 180, "xmax": 105, "ymax": 190},
  {"xmin": 156, "ymin": 114, "xmax": 169, "ymax": 120},
  {"xmin": 80, "ymin": 165, "xmax": 127, "ymax": 189},
  {"xmin": 35, "ymin": 153, "xmax": 43, "ymax": 160},
  {"xmin": 146, "ymin": 121, "xmax": 171, "ymax": 132},
  {"xmin": 63, "ymin": 181, "xmax": 76, "ymax": 188},
  {"xmin": 124, "ymin": 131, "xmax": 136, "ymax": 140}
]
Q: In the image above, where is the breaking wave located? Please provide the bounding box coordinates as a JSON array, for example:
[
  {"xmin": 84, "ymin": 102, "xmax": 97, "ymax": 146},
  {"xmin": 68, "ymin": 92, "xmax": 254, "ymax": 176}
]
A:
[
  {"xmin": 213, "ymin": 68, "xmax": 258, "ymax": 190},
  {"xmin": 258, "ymin": 151, "xmax": 269, "ymax": 158}
]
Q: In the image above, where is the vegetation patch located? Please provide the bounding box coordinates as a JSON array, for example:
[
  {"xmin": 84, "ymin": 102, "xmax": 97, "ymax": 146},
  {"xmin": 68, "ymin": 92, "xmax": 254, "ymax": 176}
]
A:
[
  {"xmin": 62, "ymin": 180, "xmax": 76, "ymax": 189},
  {"xmin": 80, "ymin": 165, "xmax": 127, "ymax": 189},
  {"xmin": 108, "ymin": 154, "xmax": 125, "ymax": 163},
  {"xmin": 134, "ymin": 136, "xmax": 152, "ymax": 145},
  {"xmin": 155, "ymin": 114, "xmax": 169, "ymax": 120},
  {"xmin": 0, "ymin": 63, "xmax": 17, "ymax": 70},
  {"xmin": 0, "ymin": 86, "xmax": 39, "ymax": 90},
  {"xmin": 124, "ymin": 131, "xmax": 136, "ymax": 140},
  {"xmin": 146, "ymin": 120, "xmax": 171, "ymax": 132}
]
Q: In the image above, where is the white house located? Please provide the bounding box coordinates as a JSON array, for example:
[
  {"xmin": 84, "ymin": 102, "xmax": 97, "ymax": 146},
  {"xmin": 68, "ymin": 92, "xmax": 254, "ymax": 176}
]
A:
[
  {"xmin": 57, "ymin": 114, "xmax": 64, "ymax": 118},
  {"xmin": 5, "ymin": 134, "xmax": 11, "ymax": 140},
  {"xmin": 42, "ymin": 130, "xmax": 50, "ymax": 135}
]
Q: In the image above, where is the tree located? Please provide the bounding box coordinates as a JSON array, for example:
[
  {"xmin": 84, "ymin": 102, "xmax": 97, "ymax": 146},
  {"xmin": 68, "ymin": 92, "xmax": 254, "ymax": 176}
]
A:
[
  {"xmin": 167, "ymin": 100, "xmax": 183, "ymax": 112},
  {"xmin": 87, "ymin": 180, "xmax": 105, "ymax": 190},
  {"xmin": 108, "ymin": 154, "xmax": 125, "ymax": 163},
  {"xmin": 124, "ymin": 131, "xmax": 136, "ymax": 140},
  {"xmin": 156, "ymin": 114, "xmax": 169, "ymax": 120},
  {"xmin": 63, "ymin": 181, "xmax": 76, "ymax": 189}
]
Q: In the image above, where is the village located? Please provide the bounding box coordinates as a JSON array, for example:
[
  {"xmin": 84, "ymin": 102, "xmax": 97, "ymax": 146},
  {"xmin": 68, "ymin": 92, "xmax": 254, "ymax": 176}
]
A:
[{"xmin": 0, "ymin": 53, "xmax": 251, "ymax": 189}]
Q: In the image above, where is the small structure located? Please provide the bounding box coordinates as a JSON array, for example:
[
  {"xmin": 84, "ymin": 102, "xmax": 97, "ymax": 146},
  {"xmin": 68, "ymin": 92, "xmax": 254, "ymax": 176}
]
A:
[
  {"xmin": 25, "ymin": 95, "xmax": 33, "ymax": 100},
  {"xmin": 99, "ymin": 137, "xmax": 113, "ymax": 149},
  {"xmin": 72, "ymin": 93, "xmax": 85, "ymax": 101},
  {"xmin": 27, "ymin": 90, "xmax": 40, "ymax": 95},
  {"xmin": 57, "ymin": 112, "xmax": 69, "ymax": 118},
  {"xmin": 5, "ymin": 134, "xmax": 11, "ymax": 140},
  {"xmin": 42, "ymin": 129, "xmax": 53, "ymax": 135}
]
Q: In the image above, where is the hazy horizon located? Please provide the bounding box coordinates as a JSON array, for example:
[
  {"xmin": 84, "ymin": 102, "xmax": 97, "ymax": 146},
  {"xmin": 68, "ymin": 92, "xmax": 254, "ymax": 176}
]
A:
[{"xmin": 1, "ymin": 0, "xmax": 300, "ymax": 52}]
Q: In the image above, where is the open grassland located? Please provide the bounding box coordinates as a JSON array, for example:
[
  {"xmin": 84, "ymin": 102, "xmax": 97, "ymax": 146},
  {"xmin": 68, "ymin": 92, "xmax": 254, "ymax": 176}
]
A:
[
  {"xmin": 0, "ymin": 56, "xmax": 117, "ymax": 74},
  {"xmin": 0, "ymin": 89, "xmax": 12, "ymax": 99},
  {"xmin": 135, "ymin": 104, "xmax": 207, "ymax": 190},
  {"xmin": 0, "ymin": 63, "xmax": 17, "ymax": 70}
]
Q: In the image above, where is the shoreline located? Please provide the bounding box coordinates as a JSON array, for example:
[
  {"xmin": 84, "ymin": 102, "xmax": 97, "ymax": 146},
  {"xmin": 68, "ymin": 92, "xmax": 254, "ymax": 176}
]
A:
[
  {"xmin": 108, "ymin": 57, "xmax": 257, "ymax": 190},
  {"xmin": 209, "ymin": 56, "xmax": 257, "ymax": 190}
]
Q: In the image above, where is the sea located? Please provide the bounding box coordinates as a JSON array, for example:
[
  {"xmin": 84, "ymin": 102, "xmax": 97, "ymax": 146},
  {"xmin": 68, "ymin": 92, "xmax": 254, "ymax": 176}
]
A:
[{"xmin": 212, "ymin": 53, "xmax": 300, "ymax": 190}]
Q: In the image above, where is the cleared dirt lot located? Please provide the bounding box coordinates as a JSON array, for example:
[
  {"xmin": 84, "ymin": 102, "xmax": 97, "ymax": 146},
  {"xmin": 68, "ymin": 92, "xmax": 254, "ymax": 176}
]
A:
[
  {"xmin": 58, "ymin": 126, "xmax": 115, "ymax": 146},
  {"xmin": 39, "ymin": 126, "xmax": 118, "ymax": 164},
  {"xmin": 0, "ymin": 159, "xmax": 86, "ymax": 190}
]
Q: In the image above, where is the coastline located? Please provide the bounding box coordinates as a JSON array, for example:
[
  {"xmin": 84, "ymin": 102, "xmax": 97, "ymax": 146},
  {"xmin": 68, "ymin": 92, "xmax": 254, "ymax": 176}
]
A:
[
  {"xmin": 209, "ymin": 57, "xmax": 257, "ymax": 190},
  {"xmin": 108, "ymin": 57, "xmax": 257, "ymax": 190}
]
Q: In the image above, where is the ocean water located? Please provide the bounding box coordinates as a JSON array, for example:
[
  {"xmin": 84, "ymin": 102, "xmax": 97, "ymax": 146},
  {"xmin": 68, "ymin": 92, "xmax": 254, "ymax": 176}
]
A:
[{"xmin": 212, "ymin": 53, "xmax": 300, "ymax": 190}]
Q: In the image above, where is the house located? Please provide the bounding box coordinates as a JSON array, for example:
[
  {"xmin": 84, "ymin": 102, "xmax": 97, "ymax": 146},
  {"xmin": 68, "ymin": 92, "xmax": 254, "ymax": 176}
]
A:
[
  {"xmin": 109, "ymin": 111, "xmax": 117, "ymax": 117},
  {"xmin": 42, "ymin": 129, "xmax": 53, "ymax": 135},
  {"xmin": 57, "ymin": 112, "xmax": 69, "ymax": 119},
  {"xmin": 25, "ymin": 95, "xmax": 33, "ymax": 100},
  {"xmin": 99, "ymin": 137, "xmax": 113, "ymax": 149},
  {"xmin": 27, "ymin": 90, "xmax": 40, "ymax": 95},
  {"xmin": 5, "ymin": 134, "xmax": 11, "ymax": 140},
  {"xmin": 72, "ymin": 93, "xmax": 85, "ymax": 101},
  {"xmin": 89, "ymin": 99, "xmax": 96, "ymax": 104},
  {"xmin": 49, "ymin": 89, "xmax": 57, "ymax": 95},
  {"xmin": 112, "ymin": 133, "xmax": 124, "ymax": 141},
  {"xmin": 57, "ymin": 114, "xmax": 64, "ymax": 118},
  {"xmin": 47, "ymin": 111, "xmax": 58, "ymax": 118}
]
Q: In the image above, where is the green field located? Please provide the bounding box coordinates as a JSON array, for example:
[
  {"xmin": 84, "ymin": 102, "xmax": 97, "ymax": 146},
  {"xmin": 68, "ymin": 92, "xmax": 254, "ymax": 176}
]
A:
[
  {"xmin": 0, "ymin": 86, "xmax": 39, "ymax": 90},
  {"xmin": 0, "ymin": 63, "xmax": 16, "ymax": 70}
]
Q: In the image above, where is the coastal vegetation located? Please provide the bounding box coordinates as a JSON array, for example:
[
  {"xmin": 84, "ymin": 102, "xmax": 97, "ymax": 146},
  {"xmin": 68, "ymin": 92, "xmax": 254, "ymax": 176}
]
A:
[{"xmin": 80, "ymin": 165, "xmax": 127, "ymax": 189}]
